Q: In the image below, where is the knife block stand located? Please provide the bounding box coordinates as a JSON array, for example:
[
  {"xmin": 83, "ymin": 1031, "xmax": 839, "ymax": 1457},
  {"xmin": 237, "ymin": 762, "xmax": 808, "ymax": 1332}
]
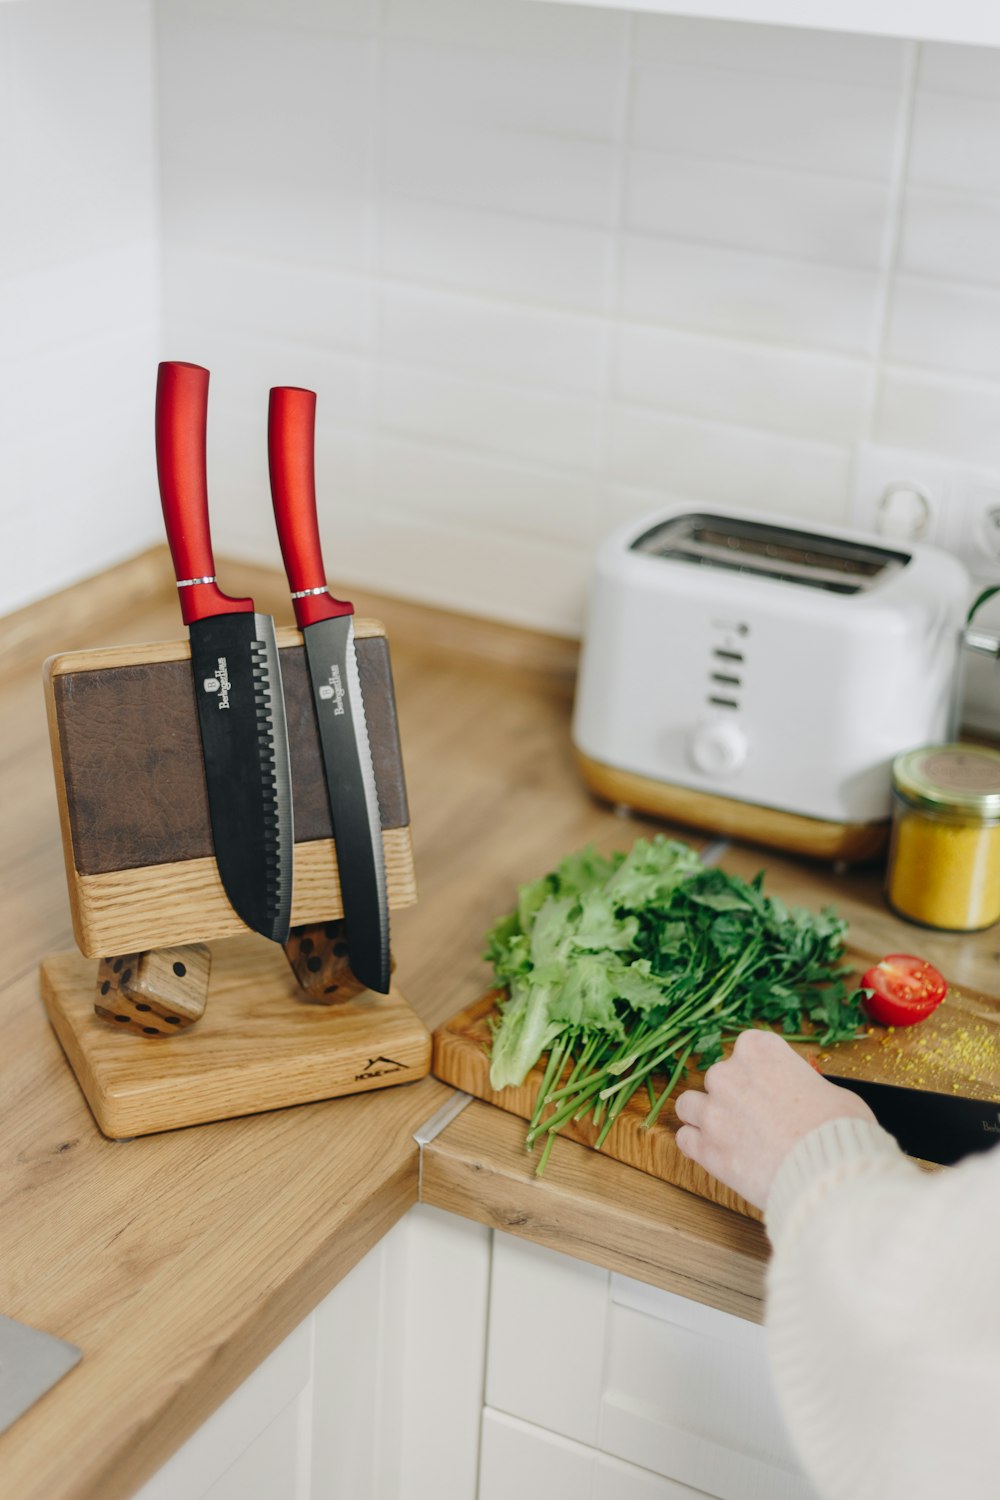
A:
[{"xmin": 38, "ymin": 622, "xmax": 431, "ymax": 1139}]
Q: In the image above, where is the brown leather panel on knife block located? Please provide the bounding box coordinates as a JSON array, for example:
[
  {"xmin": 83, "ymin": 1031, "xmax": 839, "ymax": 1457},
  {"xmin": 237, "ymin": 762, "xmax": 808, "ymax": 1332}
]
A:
[
  {"xmin": 41, "ymin": 939, "xmax": 432, "ymax": 1138},
  {"xmin": 432, "ymin": 956, "xmax": 1000, "ymax": 1221},
  {"xmin": 44, "ymin": 622, "xmax": 417, "ymax": 957}
]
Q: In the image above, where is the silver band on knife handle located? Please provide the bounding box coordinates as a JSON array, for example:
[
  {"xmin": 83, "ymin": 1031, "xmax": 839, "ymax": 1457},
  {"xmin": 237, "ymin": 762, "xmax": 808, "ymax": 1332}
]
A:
[
  {"xmin": 176, "ymin": 575, "xmax": 217, "ymax": 588},
  {"xmin": 290, "ymin": 585, "xmax": 330, "ymax": 599}
]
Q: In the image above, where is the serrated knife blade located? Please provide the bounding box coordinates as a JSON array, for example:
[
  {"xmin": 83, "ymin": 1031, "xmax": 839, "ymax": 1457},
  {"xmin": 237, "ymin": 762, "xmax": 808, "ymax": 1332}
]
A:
[
  {"xmin": 301, "ymin": 611, "xmax": 389, "ymax": 989},
  {"xmin": 268, "ymin": 385, "xmax": 391, "ymax": 992},
  {"xmin": 156, "ymin": 362, "xmax": 294, "ymax": 943}
]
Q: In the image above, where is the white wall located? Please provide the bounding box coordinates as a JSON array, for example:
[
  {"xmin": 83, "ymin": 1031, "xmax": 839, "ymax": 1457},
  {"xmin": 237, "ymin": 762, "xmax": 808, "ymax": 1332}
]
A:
[
  {"xmin": 153, "ymin": 0, "xmax": 1000, "ymax": 634},
  {"xmin": 7, "ymin": 1, "xmax": 1000, "ymax": 633},
  {"xmin": 0, "ymin": 0, "xmax": 162, "ymax": 616}
]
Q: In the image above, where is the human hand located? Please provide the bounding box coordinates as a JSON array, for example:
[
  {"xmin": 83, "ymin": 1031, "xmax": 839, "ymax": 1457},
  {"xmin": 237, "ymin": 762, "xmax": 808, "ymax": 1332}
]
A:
[{"xmin": 674, "ymin": 1029, "xmax": 877, "ymax": 1211}]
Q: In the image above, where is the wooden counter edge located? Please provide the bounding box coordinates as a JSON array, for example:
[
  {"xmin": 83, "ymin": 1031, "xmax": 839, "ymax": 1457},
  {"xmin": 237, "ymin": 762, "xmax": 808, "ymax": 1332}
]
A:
[
  {"xmin": 113, "ymin": 1151, "xmax": 416, "ymax": 1500},
  {"xmin": 420, "ymin": 1099, "xmax": 770, "ymax": 1325},
  {"xmin": 2, "ymin": 1137, "xmax": 428, "ymax": 1500}
]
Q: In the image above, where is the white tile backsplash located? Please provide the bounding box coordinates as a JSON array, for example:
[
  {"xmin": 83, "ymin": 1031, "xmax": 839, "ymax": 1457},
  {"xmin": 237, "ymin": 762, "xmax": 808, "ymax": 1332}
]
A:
[
  {"xmin": 156, "ymin": 15, "xmax": 377, "ymax": 267},
  {"xmin": 620, "ymin": 237, "xmax": 883, "ymax": 355},
  {"xmin": 7, "ymin": 8, "xmax": 1000, "ymax": 635},
  {"xmin": 164, "ymin": 250, "xmax": 376, "ymax": 354},
  {"xmin": 0, "ymin": 0, "xmax": 160, "ymax": 616},
  {"xmin": 291, "ymin": 500, "xmax": 595, "ymax": 635},
  {"xmin": 886, "ymin": 276, "xmax": 1000, "ymax": 381},
  {"xmin": 625, "ymin": 153, "xmax": 891, "ymax": 268},
  {"xmin": 610, "ymin": 406, "xmax": 851, "ymax": 518},
  {"xmin": 1, "ymin": 0, "xmax": 158, "ymax": 276},
  {"xmin": 630, "ymin": 65, "xmax": 901, "ymax": 180},
  {"xmin": 876, "ymin": 369, "xmax": 1000, "ymax": 469},
  {"xmin": 380, "ymin": 199, "xmax": 615, "ymax": 312},
  {"xmin": 380, "ymin": 285, "xmax": 609, "ymax": 395},
  {"xmin": 379, "ymin": 365, "xmax": 602, "ymax": 471},
  {"xmin": 370, "ymin": 437, "xmax": 602, "ymax": 547},
  {"xmin": 909, "ymin": 91, "xmax": 1000, "ymax": 195},
  {"xmin": 633, "ymin": 15, "xmax": 907, "ymax": 87},
  {"xmin": 615, "ymin": 326, "xmax": 871, "ymax": 445},
  {"xmin": 918, "ymin": 41, "xmax": 1000, "ymax": 96},
  {"xmin": 383, "ymin": 121, "xmax": 620, "ymax": 228},
  {"xmin": 382, "ymin": 40, "xmax": 625, "ymax": 141},
  {"xmin": 899, "ymin": 189, "xmax": 1000, "ymax": 286},
  {"xmin": 0, "ymin": 245, "xmax": 159, "ymax": 364}
]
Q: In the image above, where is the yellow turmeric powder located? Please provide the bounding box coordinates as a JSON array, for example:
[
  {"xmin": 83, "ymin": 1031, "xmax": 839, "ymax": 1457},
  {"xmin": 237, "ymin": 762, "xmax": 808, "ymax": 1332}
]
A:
[{"xmin": 887, "ymin": 745, "xmax": 1000, "ymax": 932}]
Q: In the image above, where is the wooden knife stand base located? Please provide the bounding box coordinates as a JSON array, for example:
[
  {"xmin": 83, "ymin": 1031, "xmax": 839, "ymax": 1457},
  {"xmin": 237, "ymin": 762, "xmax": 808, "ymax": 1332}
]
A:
[
  {"xmin": 40, "ymin": 939, "xmax": 430, "ymax": 1139},
  {"xmin": 39, "ymin": 622, "xmax": 431, "ymax": 1140}
]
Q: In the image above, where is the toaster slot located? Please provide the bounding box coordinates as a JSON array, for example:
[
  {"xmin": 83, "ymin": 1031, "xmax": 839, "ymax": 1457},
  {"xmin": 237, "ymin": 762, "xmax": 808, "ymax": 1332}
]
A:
[{"xmin": 632, "ymin": 513, "xmax": 909, "ymax": 594}]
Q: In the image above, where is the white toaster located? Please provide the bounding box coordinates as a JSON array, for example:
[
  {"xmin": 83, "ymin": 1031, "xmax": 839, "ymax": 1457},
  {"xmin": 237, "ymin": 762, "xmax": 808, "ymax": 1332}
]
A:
[{"xmin": 572, "ymin": 506, "xmax": 971, "ymax": 860}]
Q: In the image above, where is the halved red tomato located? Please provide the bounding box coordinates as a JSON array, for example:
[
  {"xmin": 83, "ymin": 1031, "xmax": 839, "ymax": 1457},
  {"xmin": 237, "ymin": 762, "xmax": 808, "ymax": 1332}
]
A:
[{"xmin": 860, "ymin": 954, "xmax": 948, "ymax": 1028}]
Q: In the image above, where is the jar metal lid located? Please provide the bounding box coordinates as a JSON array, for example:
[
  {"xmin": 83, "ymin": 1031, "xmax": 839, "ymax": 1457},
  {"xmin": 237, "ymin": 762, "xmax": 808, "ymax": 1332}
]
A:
[{"xmin": 893, "ymin": 743, "xmax": 1000, "ymax": 818}]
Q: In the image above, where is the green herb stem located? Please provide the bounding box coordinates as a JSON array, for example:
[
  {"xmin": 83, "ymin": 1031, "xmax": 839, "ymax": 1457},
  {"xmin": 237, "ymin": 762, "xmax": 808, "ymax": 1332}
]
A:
[{"xmin": 643, "ymin": 1042, "xmax": 696, "ymax": 1130}]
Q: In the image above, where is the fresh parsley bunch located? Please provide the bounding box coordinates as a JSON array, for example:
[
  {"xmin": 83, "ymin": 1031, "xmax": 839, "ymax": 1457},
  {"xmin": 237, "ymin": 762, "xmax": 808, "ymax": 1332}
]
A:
[{"xmin": 484, "ymin": 836, "xmax": 865, "ymax": 1174}]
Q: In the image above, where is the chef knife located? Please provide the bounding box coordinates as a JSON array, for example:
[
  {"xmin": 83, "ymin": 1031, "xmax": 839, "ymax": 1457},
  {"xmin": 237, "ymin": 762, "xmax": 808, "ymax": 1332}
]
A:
[
  {"xmin": 155, "ymin": 361, "xmax": 293, "ymax": 944},
  {"xmin": 823, "ymin": 1074, "xmax": 1000, "ymax": 1166},
  {"xmin": 267, "ymin": 386, "xmax": 390, "ymax": 994}
]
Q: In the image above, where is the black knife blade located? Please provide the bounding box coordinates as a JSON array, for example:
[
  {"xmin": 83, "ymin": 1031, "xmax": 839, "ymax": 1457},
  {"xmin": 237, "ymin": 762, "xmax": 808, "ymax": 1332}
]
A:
[
  {"xmin": 268, "ymin": 385, "xmax": 390, "ymax": 992},
  {"xmin": 156, "ymin": 361, "xmax": 294, "ymax": 943},
  {"xmin": 824, "ymin": 1074, "xmax": 1000, "ymax": 1165}
]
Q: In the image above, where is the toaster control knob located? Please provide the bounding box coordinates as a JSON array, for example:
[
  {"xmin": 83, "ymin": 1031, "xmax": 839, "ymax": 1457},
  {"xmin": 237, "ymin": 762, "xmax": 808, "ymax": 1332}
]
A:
[{"xmin": 690, "ymin": 720, "xmax": 747, "ymax": 777}]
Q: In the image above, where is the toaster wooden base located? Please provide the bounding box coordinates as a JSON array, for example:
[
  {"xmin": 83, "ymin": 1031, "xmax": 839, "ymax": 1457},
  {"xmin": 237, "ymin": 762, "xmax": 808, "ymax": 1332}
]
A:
[
  {"xmin": 575, "ymin": 751, "xmax": 889, "ymax": 864},
  {"xmin": 40, "ymin": 939, "xmax": 432, "ymax": 1139}
]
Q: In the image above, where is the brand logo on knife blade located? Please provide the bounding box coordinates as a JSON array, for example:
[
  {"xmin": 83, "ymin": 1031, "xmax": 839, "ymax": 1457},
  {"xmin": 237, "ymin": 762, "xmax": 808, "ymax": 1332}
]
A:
[
  {"xmin": 318, "ymin": 663, "xmax": 346, "ymax": 715},
  {"xmin": 203, "ymin": 657, "xmax": 231, "ymax": 709},
  {"xmin": 982, "ymin": 1112, "xmax": 1000, "ymax": 1135}
]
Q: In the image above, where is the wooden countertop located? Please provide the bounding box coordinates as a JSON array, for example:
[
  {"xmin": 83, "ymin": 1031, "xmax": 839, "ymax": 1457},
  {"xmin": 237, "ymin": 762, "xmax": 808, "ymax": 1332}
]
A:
[{"xmin": 3, "ymin": 550, "xmax": 999, "ymax": 1500}]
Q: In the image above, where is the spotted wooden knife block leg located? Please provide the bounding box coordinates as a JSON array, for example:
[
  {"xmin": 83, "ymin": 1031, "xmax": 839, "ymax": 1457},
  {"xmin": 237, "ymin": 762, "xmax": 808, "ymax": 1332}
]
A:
[
  {"xmin": 283, "ymin": 920, "xmax": 396, "ymax": 1005},
  {"xmin": 94, "ymin": 944, "xmax": 211, "ymax": 1036}
]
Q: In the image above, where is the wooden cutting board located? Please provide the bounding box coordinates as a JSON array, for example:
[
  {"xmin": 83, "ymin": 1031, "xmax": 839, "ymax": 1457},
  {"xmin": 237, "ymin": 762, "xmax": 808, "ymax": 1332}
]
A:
[{"xmin": 432, "ymin": 955, "xmax": 1000, "ymax": 1221}]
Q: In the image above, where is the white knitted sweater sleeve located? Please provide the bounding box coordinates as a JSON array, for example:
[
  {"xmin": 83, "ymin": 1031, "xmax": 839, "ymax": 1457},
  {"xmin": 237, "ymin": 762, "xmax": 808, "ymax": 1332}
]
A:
[{"xmin": 764, "ymin": 1119, "xmax": 1000, "ymax": 1500}]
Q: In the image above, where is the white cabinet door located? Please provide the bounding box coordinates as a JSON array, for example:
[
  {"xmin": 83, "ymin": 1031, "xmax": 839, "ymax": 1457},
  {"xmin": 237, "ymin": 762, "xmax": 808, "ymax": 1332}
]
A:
[
  {"xmin": 486, "ymin": 1231, "xmax": 608, "ymax": 1446},
  {"xmin": 135, "ymin": 1205, "xmax": 491, "ymax": 1500},
  {"xmin": 310, "ymin": 1203, "xmax": 490, "ymax": 1500},
  {"xmin": 485, "ymin": 1231, "xmax": 818, "ymax": 1500},
  {"xmin": 135, "ymin": 1321, "xmax": 312, "ymax": 1500},
  {"xmin": 602, "ymin": 1275, "xmax": 818, "ymax": 1500},
  {"xmin": 201, "ymin": 1397, "xmax": 310, "ymax": 1500},
  {"xmin": 479, "ymin": 1407, "xmax": 712, "ymax": 1500}
]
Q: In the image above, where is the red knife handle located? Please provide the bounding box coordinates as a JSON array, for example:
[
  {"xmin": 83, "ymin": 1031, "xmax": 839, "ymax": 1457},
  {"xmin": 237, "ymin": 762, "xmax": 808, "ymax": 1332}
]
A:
[
  {"xmin": 155, "ymin": 362, "xmax": 253, "ymax": 625},
  {"xmin": 268, "ymin": 386, "xmax": 353, "ymax": 629}
]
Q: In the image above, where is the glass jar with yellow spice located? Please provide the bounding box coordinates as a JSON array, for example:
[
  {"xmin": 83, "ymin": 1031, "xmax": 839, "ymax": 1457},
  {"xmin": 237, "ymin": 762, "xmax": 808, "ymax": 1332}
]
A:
[{"xmin": 887, "ymin": 744, "xmax": 1000, "ymax": 931}]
